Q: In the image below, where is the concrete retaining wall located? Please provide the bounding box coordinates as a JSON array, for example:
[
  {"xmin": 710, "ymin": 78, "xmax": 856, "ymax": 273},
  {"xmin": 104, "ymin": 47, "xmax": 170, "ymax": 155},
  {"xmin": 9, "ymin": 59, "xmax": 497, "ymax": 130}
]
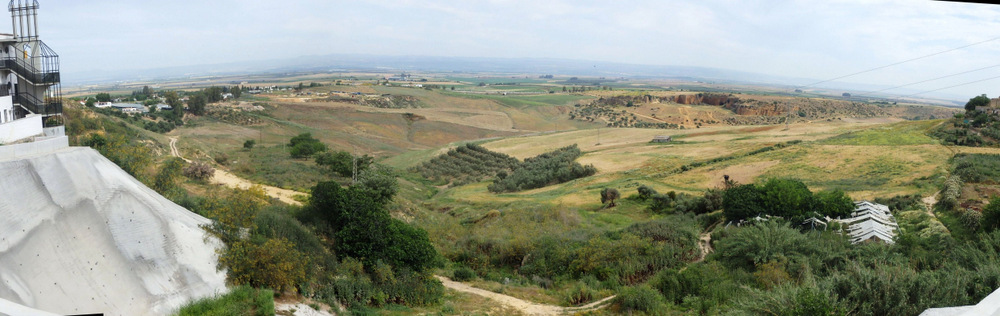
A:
[
  {"xmin": 0, "ymin": 115, "xmax": 42, "ymax": 144},
  {"xmin": 0, "ymin": 136, "xmax": 68, "ymax": 161},
  {"xmin": 42, "ymin": 126, "xmax": 64, "ymax": 137}
]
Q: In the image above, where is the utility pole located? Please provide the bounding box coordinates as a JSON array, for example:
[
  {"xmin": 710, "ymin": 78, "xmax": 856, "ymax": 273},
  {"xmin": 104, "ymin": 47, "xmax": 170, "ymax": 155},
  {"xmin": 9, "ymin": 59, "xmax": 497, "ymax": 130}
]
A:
[
  {"xmin": 784, "ymin": 101, "xmax": 791, "ymax": 131},
  {"xmin": 352, "ymin": 145, "xmax": 359, "ymax": 184}
]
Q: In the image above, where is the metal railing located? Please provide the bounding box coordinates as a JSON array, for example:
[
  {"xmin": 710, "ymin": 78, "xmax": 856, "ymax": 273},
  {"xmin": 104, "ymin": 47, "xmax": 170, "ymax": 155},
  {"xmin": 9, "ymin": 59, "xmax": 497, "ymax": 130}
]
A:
[
  {"xmin": 11, "ymin": 91, "xmax": 59, "ymax": 114},
  {"xmin": 0, "ymin": 55, "xmax": 58, "ymax": 84}
]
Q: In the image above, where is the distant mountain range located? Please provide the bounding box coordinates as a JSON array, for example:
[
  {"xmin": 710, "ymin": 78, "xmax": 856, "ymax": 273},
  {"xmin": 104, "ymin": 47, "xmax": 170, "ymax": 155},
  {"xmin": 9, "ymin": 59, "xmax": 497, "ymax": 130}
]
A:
[{"xmin": 63, "ymin": 54, "xmax": 965, "ymax": 106}]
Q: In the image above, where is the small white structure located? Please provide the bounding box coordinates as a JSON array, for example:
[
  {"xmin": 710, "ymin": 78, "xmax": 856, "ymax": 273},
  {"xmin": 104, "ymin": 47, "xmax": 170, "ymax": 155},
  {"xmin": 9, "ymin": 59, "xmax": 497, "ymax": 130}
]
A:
[
  {"xmin": 921, "ymin": 286, "xmax": 1000, "ymax": 315},
  {"xmin": 837, "ymin": 201, "xmax": 899, "ymax": 244},
  {"xmin": 111, "ymin": 103, "xmax": 146, "ymax": 113},
  {"xmin": 651, "ymin": 135, "xmax": 672, "ymax": 143},
  {"xmin": 94, "ymin": 101, "xmax": 112, "ymax": 108}
]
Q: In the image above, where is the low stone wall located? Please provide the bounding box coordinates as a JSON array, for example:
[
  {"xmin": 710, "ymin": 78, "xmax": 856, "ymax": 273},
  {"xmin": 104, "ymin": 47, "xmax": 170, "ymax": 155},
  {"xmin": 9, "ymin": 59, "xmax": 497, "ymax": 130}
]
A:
[{"xmin": 0, "ymin": 135, "xmax": 69, "ymax": 161}]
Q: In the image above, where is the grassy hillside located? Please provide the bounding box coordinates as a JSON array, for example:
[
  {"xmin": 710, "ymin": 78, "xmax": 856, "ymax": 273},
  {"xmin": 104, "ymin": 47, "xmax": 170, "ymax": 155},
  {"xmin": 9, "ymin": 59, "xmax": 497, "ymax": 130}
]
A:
[{"xmin": 70, "ymin": 75, "xmax": 994, "ymax": 314}]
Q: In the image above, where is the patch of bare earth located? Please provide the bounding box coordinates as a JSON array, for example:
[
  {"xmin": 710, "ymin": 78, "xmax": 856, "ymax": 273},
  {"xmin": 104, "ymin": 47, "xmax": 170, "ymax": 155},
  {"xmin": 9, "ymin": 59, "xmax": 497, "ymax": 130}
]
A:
[{"xmin": 435, "ymin": 275, "xmax": 615, "ymax": 315}]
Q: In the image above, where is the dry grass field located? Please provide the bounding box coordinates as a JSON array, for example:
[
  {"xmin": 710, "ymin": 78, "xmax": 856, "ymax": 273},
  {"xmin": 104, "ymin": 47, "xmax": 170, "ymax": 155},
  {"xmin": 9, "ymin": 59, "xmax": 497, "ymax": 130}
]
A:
[{"xmin": 420, "ymin": 119, "xmax": 956, "ymax": 209}]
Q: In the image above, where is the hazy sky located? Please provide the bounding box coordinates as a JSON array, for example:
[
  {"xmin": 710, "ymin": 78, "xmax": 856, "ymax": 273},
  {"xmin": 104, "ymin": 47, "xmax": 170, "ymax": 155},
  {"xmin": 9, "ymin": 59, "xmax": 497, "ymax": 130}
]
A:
[{"xmin": 34, "ymin": 0, "xmax": 1000, "ymax": 98}]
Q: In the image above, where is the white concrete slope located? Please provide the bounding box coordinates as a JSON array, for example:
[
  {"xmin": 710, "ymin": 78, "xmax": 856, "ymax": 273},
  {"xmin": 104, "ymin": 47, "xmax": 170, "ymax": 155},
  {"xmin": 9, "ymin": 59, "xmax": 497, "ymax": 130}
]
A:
[{"xmin": 0, "ymin": 147, "xmax": 227, "ymax": 316}]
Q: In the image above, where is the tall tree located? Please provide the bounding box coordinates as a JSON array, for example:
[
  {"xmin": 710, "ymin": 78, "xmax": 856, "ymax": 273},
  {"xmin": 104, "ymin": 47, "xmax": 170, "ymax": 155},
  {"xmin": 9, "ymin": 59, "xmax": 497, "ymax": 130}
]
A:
[
  {"xmin": 188, "ymin": 94, "xmax": 207, "ymax": 115},
  {"xmin": 966, "ymin": 94, "xmax": 991, "ymax": 112}
]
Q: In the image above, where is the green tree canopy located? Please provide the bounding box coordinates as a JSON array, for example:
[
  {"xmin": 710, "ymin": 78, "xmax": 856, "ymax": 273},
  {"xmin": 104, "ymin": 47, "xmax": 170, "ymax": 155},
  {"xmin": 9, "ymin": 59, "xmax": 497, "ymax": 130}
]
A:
[
  {"xmin": 308, "ymin": 175, "xmax": 436, "ymax": 272},
  {"xmin": 966, "ymin": 94, "xmax": 990, "ymax": 112},
  {"xmin": 188, "ymin": 94, "xmax": 207, "ymax": 115},
  {"xmin": 723, "ymin": 184, "xmax": 766, "ymax": 222},
  {"xmin": 288, "ymin": 133, "xmax": 328, "ymax": 158}
]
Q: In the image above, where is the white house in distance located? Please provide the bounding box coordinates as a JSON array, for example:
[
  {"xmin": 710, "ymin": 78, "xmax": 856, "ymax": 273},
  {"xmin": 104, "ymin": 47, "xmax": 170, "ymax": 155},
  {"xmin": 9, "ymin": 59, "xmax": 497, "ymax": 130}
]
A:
[{"xmin": 0, "ymin": 0, "xmax": 62, "ymax": 144}]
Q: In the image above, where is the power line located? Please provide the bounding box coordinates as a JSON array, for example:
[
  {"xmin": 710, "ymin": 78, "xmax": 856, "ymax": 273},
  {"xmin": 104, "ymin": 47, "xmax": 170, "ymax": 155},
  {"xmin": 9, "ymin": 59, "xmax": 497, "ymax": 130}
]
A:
[
  {"xmin": 797, "ymin": 36, "xmax": 1000, "ymax": 89},
  {"xmin": 857, "ymin": 63, "xmax": 1000, "ymax": 96},
  {"xmin": 905, "ymin": 74, "xmax": 1000, "ymax": 97}
]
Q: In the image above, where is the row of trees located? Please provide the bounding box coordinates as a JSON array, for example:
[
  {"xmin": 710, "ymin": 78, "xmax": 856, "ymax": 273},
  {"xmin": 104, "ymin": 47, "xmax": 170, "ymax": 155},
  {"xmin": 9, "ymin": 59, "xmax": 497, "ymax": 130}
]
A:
[
  {"xmin": 487, "ymin": 144, "xmax": 597, "ymax": 193},
  {"xmin": 722, "ymin": 178, "xmax": 855, "ymax": 223},
  {"xmin": 413, "ymin": 143, "xmax": 521, "ymax": 185}
]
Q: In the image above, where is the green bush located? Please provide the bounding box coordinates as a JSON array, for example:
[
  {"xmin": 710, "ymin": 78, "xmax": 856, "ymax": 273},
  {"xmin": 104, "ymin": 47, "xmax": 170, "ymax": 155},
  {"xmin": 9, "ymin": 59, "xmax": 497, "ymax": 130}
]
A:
[
  {"xmin": 651, "ymin": 262, "xmax": 739, "ymax": 305},
  {"xmin": 288, "ymin": 133, "xmax": 328, "ymax": 158},
  {"xmin": 637, "ymin": 185, "xmax": 658, "ymax": 200},
  {"xmin": 983, "ymin": 196, "xmax": 1000, "ymax": 232},
  {"xmin": 175, "ymin": 285, "xmax": 273, "ymax": 316},
  {"xmin": 309, "ymin": 178, "xmax": 438, "ymax": 272},
  {"xmin": 952, "ymin": 153, "xmax": 1000, "ymax": 183},
  {"xmin": 452, "ymin": 267, "xmax": 476, "ymax": 282},
  {"xmin": 562, "ymin": 281, "xmax": 598, "ymax": 305},
  {"xmin": 615, "ymin": 284, "xmax": 664, "ymax": 313},
  {"xmin": 571, "ymin": 233, "xmax": 687, "ymax": 285},
  {"xmin": 731, "ymin": 286, "xmax": 844, "ymax": 316}
]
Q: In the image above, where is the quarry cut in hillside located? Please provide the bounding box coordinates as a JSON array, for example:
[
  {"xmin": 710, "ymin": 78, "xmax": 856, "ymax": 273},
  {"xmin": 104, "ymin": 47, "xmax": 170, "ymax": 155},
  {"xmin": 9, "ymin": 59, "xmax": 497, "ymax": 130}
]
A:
[{"xmin": 0, "ymin": 144, "xmax": 227, "ymax": 316}]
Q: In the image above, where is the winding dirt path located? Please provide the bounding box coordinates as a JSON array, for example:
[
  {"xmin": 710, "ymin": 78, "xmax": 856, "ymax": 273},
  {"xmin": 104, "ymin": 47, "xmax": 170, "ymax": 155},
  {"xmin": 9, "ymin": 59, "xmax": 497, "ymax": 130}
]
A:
[
  {"xmin": 922, "ymin": 194, "xmax": 938, "ymax": 218},
  {"xmin": 695, "ymin": 231, "xmax": 713, "ymax": 263},
  {"xmin": 435, "ymin": 276, "xmax": 615, "ymax": 315},
  {"xmin": 169, "ymin": 137, "xmax": 304, "ymax": 205}
]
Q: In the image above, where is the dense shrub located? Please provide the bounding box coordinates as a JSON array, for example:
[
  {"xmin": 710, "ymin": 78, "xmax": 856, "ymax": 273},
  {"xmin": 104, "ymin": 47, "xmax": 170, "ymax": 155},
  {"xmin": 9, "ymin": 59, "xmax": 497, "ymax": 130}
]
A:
[
  {"xmin": 323, "ymin": 258, "xmax": 442, "ymax": 309},
  {"xmin": 315, "ymin": 150, "xmax": 373, "ymax": 178},
  {"xmin": 308, "ymin": 178, "xmax": 437, "ymax": 272},
  {"xmin": 82, "ymin": 133, "xmax": 152, "ymax": 181},
  {"xmin": 937, "ymin": 175, "xmax": 963, "ymax": 210},
  {"xmin": 722, "ymin": 179, "xmax": 853, "ymax": 223},
  {"xmin": 953, "ymin": 153, "xmax": 1000, "ymax": 183},
  {"xmin": 488, "ymin": 144, "xmax": 597, "ymax": 193},
  {"xmin": 731, "ymin": 286, "xmax": 844, "ymax": 316},
  {"xmin": 175, "ymin": 285, "xmax": 273, "ymax": 316},
  {"xmin": 600, "ymin": 188, "xmax": 620, "ymax": 207},
  {"xmin": 712, "ymin": 221, "xmax": 849, "ymax": 273},
  {"xmin": 220, "ymin": 238, "xmax": 308, "ymax": 294},
  {"xmin": 288, "ymin": 133, "xmax": 328, "ymax": 158},
  {"xmin": 874, "ymin": 194, "xmax": 924, "ymax": 212},
  {"xmin": 615, "ymin": 284, "xmax": 665, "ymax": 313},
  {"xmin": 623, "ymin": 216, "xmax": 699, "ymax": 249},
  {"xmin": 962, "ymin": 208, "xmax": 983, "ymax": 231},
  {"xmin": 571, "ymin": 232, "xmax": 689, "ymax": 285},
  {"xmin": 452, "ymin": 267, "xmax": 476, "ymax": 282},
  {"xmin": 651, "ymin": 261, "xmax": 739, "ymax": 306},
  {"xmin": 183, "ymin": 161, "xmax": 215, "ymax": 181},
  {"xmin": 983, "ymin": 196, "xmax": 1000, "ymax": 233},
  {"xmin": 636, "ymin": 185, "xmax": 658, "ymax": 200},
  {"xmin": 152, "ymin": 157, "xmax": 185, "ymax": 194}
]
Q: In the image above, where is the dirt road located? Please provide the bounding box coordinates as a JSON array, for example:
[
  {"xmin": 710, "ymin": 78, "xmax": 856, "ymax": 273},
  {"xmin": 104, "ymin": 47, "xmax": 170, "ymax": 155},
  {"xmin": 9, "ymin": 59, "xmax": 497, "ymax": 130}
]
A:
[
  {"xmin": 435, "ymin": 275, "xmax": 615, "ymax": 315},
  {"xmin": 169, "ymin": 137, "xmax": 304, "ymax": 205}
]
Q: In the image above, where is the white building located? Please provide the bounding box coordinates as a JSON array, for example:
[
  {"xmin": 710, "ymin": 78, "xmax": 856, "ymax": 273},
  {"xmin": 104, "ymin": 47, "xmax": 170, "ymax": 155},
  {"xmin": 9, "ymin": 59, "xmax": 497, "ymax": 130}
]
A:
[{"xmin": 0, "ymin": 0, "xmax": 61, "ymax": 144}]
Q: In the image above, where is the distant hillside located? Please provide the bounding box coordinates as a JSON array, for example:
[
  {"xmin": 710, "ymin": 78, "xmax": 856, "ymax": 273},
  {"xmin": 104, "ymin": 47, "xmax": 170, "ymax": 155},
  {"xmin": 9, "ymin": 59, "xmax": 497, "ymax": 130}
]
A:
[{"xmin": 570, "ymin": 92, "xmax": 959, "ymax": 128}]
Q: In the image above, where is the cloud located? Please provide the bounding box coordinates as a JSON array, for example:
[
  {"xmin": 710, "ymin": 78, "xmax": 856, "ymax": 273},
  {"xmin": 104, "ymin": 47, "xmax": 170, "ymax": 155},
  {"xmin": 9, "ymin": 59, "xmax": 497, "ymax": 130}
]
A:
[{"xmin": 29, "ymin": 0, "xmax": 1000, "ymax": 97}]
